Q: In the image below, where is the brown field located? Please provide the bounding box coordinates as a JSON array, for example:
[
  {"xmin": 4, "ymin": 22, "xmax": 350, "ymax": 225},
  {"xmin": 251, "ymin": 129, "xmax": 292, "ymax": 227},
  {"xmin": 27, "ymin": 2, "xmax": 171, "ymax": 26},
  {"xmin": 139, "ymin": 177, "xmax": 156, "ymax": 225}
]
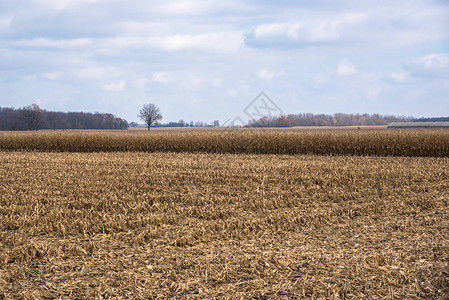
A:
[
  {"xmin": 1, "ymin": 128, "xmax": 449, "ymax": 156},
  {"xmin": 1, "ymin": 134, "xmax": 448, "ymax": 299}
]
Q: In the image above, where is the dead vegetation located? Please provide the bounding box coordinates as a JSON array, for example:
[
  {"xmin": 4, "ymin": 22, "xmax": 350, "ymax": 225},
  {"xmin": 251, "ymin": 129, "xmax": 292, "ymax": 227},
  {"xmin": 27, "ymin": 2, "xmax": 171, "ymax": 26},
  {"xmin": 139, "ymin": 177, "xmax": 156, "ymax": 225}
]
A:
[
  {"xmin": 1, "ymin": 128, "xmax": 449, "ymax": 156},
  {"xmin": 0, "ymin": 151, "xmax": 448, "ymax": 298}
]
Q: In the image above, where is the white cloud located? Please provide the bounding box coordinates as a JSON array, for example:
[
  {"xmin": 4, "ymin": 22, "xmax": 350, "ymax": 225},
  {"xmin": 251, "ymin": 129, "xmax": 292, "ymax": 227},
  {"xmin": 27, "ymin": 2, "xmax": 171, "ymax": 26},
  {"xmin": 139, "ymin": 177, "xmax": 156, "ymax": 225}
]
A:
[
  {"xmin": 102, "ymin": 81, "xmax": 125, "ymax": 92},
  {"xmin": 257, "ymin": 69, "xmax": 284, "ymax": 81},
  {"xmin": 156, "ymin": 0, "xmax": 253, "ymax": 16},
  {"xmin": 245, "ymin": 13, "xmax": 366, "ymax": 48},
  {"xmin": 246, "ymin": 21, "xmax": 340, "ymax": 48},
  {"xmin": 32, "ymin": 0, "xmax": 100, "ymax": 11},
  {"xmin": 152, "ymin": 72, "xmax": 169, "ymax": 83},
  {"xmin": 254, "ymin": 21, "xmax": 339, "ymax": 42},
  {"xmin": 245, "ymin": 4, "xmax": 449, "ymax": 50},
  {"xmin": 157, "ymin": 1, "xmax": 208, "ymax": 15},
  {"xmin": 408, "ymin": 53, "xmax": 449, "ymax": 70},
  {"xmin": 148, "ymin": 31, "xmax": 244, "ymax": 52},
  {"xmin": 104, "ymin": 31, "xmax": 244, "ymax": 53},
  {"xmin": 0, "ymin": 15, "xmax": 13, "ymax": 30},
  {"xmin": 9, "ymin": 38, "xmax": 92, "ymax": 49},
  {"xmin": 42, "ymin": 72, "xmax": 59, "ymax": 80},
  {"xmin": 337, "ymin": 59, "xmax": 357, "ymax": 76},
  {"xmin": 390, "ymin": 69, "xmax": 410, "ymax": 83},
  {"xmin": 404, "ymin": 53, "xmax": 449, "ymax": 77}
]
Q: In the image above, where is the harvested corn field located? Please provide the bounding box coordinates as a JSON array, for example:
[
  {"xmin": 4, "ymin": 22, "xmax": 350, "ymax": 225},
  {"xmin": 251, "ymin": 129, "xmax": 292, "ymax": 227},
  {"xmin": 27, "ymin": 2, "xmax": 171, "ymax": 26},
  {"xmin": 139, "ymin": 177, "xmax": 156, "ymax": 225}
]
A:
[
  {"xmin": 1, "ymin": 129, "xmax": 449, "ymax": 156},
  {"xmin": 1, "ymin": 151, "xmax": 448, "ymax": 298}
]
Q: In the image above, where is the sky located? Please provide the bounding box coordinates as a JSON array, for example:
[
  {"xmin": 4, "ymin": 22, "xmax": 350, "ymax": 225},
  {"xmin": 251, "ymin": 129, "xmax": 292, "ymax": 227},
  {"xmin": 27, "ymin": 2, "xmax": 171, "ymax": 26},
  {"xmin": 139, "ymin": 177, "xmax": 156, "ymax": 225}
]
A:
[{"xmin": 0, "ymin": 0, "xmax": 448, "ymax": 124}]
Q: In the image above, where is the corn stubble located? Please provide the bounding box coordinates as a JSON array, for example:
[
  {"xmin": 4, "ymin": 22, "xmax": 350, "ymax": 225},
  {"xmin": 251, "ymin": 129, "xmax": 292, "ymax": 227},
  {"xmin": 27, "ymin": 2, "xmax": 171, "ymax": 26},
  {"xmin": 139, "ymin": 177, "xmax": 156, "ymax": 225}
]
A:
[
  {"xmin": 1, "ymin": 129, "xmax": 449, "ymax": 156},
  {"xmin": 0, "ymin": 150, "xmax": 448, "ymax": 299}
]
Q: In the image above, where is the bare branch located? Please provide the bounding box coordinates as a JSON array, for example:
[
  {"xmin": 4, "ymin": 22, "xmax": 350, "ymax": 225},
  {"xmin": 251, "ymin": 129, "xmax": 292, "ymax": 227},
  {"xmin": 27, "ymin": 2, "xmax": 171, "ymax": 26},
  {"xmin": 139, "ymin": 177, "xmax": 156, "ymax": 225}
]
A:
[{"xmin": 138, "ymin": 104, "xmax": 162, "ymax": 131}]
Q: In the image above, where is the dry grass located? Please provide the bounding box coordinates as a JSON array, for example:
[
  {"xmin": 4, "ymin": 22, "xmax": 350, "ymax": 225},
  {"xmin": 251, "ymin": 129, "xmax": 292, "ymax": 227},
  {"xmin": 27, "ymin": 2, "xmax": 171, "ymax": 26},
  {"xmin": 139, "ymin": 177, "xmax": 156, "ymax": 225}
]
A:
[
  {"xmin": 1, "ymin": 128, "xmax": 449, "ymax": 157},
  {"xmin": 0, "ymin": 151, "xmax": 448, "ymax": 298}
]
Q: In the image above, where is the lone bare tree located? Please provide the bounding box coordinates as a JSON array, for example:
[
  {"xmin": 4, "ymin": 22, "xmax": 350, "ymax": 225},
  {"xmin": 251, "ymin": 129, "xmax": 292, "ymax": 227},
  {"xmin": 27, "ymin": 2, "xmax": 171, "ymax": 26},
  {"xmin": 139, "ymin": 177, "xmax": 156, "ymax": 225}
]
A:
[
  {"xmin": 21, "ymin": 104, "xmax": 44, "ymax": 131},
  {"xmin": 138, "ymin": 103, "xmax": 162, "ymax": 131}
]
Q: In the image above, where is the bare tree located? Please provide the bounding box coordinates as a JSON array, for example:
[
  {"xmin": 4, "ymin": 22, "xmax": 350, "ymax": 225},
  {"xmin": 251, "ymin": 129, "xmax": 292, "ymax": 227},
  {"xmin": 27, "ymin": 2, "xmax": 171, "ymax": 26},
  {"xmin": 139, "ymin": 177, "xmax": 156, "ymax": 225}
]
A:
[
  {"xmin": 21, "ymin": 104, "xmax": 44, "ymax": 131},
  {"xmin": 138, "ymin": 103, "xmax": 162, "ymax": 131}
]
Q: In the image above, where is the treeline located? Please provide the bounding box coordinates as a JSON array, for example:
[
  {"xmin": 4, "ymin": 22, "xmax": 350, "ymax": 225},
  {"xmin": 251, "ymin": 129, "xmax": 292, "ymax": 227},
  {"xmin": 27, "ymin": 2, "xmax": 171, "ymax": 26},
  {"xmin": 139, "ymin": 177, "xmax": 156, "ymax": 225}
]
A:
[
  {"xmin": 152, "ymin": 120, "xmax": 217, "ymax": 128},
  {"xmin": 0, "ymin": 105, "xmax": 128, "ymax": 131},
  {"xmin": 414, "ymin": 117, "xmax": 449, "ymax": 122},
  {"xmin": 247, "ymin": 113, "xmax": 413, "ymax": 127}
]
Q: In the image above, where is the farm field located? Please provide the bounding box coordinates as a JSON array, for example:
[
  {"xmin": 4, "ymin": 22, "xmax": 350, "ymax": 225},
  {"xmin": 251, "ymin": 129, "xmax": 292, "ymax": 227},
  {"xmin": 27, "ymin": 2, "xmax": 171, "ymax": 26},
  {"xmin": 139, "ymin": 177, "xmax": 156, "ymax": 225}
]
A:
[
  {"xmin": 1, "ymin": 129, "xmax": 449, "ymax": 156},
  {"xmin": 0, "ymin": 145, "xmax": 448, "ymax": 298}
]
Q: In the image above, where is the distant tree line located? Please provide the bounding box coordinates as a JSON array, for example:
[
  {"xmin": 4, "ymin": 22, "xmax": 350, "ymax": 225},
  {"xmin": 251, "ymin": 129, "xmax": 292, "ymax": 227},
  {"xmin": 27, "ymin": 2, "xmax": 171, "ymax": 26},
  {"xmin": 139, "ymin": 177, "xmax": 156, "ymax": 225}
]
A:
[
  {"xmin": 247, "ymin": 113, "xmax": 413, "ymax": 127},
  {"xmin": 413, "ymin": 117, "xmax": 449, "ymax": 122},
  {"xmin": 0, "ymin": 104, "xmax": 128, "ymax": 131},
  {"xmin": 151, "ymin": 119, "xmax": 216, "ymax": 128}
]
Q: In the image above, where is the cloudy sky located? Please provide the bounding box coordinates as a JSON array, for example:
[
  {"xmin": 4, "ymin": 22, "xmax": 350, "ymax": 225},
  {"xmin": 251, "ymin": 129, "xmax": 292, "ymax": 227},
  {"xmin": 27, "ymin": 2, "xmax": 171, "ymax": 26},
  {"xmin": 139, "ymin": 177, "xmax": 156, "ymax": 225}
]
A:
[{"xmin": 1, "ymin": 0, "xmax": 448, "ymax": 123}]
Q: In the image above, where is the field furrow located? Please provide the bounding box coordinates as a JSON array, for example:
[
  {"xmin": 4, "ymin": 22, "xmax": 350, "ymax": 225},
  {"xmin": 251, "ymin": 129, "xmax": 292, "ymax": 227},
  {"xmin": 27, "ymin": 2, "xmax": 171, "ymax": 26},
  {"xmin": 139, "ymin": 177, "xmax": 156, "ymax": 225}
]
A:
[{"xmin": 1, "ymin": 152, "xmax": 448, "ymax": 298}]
